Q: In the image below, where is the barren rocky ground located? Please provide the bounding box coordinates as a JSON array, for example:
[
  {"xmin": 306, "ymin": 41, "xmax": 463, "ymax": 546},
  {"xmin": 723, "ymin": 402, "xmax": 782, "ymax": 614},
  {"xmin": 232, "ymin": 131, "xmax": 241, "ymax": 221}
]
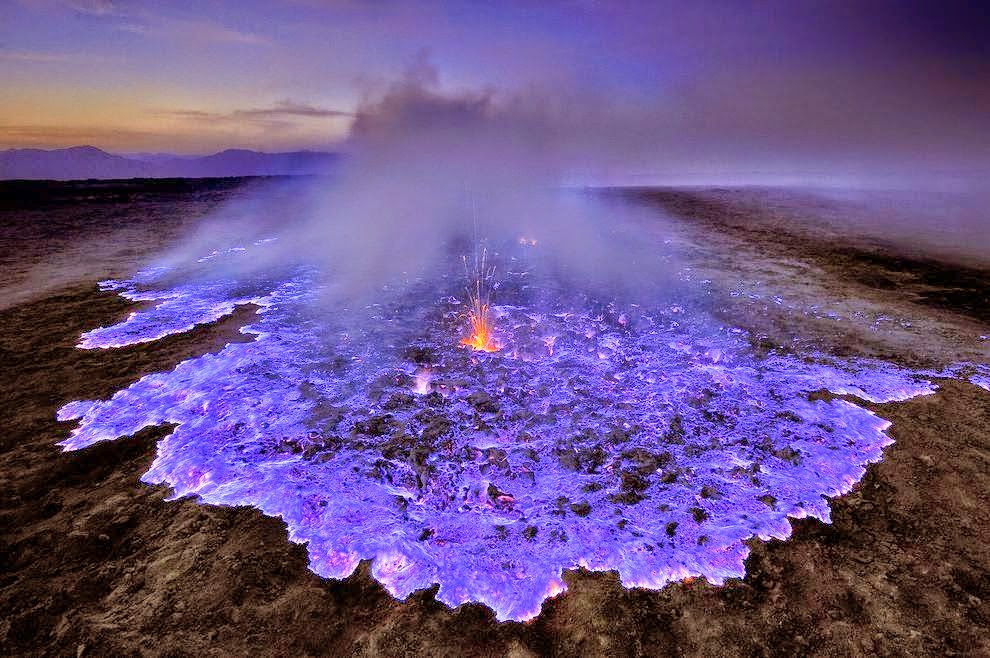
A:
[{"xmin": 1, "ymin": 180, "xmax": 987, "ymax": 657}]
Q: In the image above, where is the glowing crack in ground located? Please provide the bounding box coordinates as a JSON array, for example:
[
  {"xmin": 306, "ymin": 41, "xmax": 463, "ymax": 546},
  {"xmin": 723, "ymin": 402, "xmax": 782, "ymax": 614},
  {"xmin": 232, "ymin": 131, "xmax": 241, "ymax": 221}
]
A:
[{"xmin": 58, "ymin": 244, "xmax": 964, "ymax": 622}]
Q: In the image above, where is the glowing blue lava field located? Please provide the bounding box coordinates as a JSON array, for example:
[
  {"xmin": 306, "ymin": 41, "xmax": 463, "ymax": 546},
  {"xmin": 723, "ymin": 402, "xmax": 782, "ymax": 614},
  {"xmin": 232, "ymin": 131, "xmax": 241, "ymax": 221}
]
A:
[{"xmin": 57, "ymin": 240, "xmax": 989, "ymax": 621}]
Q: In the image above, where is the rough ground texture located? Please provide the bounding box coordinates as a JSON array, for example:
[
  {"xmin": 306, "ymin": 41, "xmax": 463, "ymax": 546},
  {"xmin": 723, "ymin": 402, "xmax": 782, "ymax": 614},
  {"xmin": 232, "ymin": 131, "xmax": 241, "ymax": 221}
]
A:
[{"xmin": 1, "ymin": 180, "xmax": 988, "ymax": 656}]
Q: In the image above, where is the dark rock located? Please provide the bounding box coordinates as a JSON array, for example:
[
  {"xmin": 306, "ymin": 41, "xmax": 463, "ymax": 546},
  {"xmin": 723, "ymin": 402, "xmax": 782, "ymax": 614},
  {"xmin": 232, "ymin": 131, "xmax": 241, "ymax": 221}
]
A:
[
  {"xmin": 684, "ymin": 444, "xmax": 707, "ymax": 458},
  {"xmin": 353, "ymin": 414, "xmax": 395, "ymax": 437},
  {"xmin": 420, "ymin": 416, "xmax": 452, "ymax": 441},
  {"xmin": 569, "ymin": 501, "xmax": 592, "ymax": 517},
  {"xmin": 606, "ymin": 427, "xmax": 632, "ymax": 443},
  {"xmin": 425, "ymin": 391, "xmax": 446, "ymax": 407},
  {"xmin": 404, "ymin": 345, "xmax": 435, "ymax": 365},
  {"xmin": 621, "ymin": 448, "xmax": 673, "ymax": 474},
  {"xmin": 487, "ymin": 482, "xmax": 508, "ymax": 501},
  {"xmin": 381, "ymin": 393, "xmax": 415, "ymax": 410},
  {"xmin": 700, "ymin": 485, "xmax": 721, "ymax": 499},
  {"xmin": 664, "ymin": 414, "xmax": 686, "ymax": 443},
  {"xmin": 773, "ymin": 446, "xmax": 802, "ymax": 465},
  {"xmin": 467, "ymin": 390, "xmax": 500, "ymax": 413},
  {"xmin": 556, "ymin": 447, "xmax": 580, "ymax": 471}
]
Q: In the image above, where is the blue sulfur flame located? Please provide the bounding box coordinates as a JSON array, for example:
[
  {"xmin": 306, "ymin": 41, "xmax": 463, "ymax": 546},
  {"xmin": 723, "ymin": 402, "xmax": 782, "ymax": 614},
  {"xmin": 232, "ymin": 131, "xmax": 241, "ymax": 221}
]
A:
[{"xmin": 57, "ymin": 243, "xmax": 979, "ymax": 622}]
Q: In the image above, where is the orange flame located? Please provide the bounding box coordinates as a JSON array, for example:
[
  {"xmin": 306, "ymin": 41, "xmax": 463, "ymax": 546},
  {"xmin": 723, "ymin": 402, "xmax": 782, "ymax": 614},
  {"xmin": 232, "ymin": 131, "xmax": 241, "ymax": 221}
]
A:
[
  {"xmin": 461, "ymin": 301, "xmax": 499, "ymax": 352},
  {"xmin": 460, "ymin": 248, "xmax": 500, "ymax": 352}
]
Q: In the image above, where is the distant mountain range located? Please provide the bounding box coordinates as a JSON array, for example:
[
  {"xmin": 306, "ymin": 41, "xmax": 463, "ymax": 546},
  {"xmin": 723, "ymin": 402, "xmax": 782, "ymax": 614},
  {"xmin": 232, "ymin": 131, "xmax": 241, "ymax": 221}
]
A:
[{"xmin": 0, "ymin": 146, "xmax": 340, "ymax": 180}]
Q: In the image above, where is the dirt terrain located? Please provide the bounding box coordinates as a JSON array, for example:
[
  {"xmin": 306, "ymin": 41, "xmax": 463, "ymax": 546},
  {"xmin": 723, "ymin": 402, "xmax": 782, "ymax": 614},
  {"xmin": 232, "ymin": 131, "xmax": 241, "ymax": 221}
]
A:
[{"xmin": 1, "ymin": 180, "xmax": 987, "ymax": 657}]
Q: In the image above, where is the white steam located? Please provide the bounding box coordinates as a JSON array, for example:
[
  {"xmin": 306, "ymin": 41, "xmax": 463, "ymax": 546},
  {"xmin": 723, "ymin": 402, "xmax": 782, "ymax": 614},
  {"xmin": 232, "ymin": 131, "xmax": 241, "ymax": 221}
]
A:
[{"xmin": 163, "ymin": 62, "xmax": 680, "ymax": 306}]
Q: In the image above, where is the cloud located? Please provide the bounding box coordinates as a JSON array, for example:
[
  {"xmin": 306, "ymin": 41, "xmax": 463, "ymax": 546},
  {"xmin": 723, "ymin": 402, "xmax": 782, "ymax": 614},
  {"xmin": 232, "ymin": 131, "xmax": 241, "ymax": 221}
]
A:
[
  {"xmin": 235, "ymin": 101, "xmax": 356, "ymax": 120},
  {"xmin": 158, "ymin": 101, "xmax": 354, "ymax": 125},
  {"xmin": 0, "ymin": 123, "xmax": 157, "ymax": 147},
  {"xmin": 22, "ymin": 0, "xmax": 271, "ymax": 46},
  {"xmin": 112, "ymin": 15, "xmax": 271, "ymax": 45},
  {"xmin": 61, "ymin": 0, "xmax": 123, "ymax": 17},
  {"xmin": 0, "ymin": 49, "xmax": 109, "ymax": 64},
  {"xmin": 0, "ymin": 102, "xmax": 351, "ymax": 152},
  {"xmin": 160, "ymin": 109, "xmax": 214, "ymax": 120},
  {"xmin": 156, "ymin": 17, "xmax": 271, "ymax": 46},
  {"xmin": 16, "ymin": 0, "xmax": 128, "ymax": 18}
]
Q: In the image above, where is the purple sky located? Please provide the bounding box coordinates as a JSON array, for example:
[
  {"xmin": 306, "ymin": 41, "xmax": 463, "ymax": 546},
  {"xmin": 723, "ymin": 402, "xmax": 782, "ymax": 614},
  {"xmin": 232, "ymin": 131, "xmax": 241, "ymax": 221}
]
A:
[{"xmin": 1, "ymin": 1, "xmax": 987, "ymax": 180}]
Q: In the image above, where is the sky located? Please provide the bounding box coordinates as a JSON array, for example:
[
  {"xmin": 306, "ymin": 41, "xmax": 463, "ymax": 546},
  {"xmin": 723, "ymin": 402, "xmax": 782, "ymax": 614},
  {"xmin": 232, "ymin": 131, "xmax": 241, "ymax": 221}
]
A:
[{"xmin": 1, "ymin": 0, "xmax": 988, "ymax": 181}]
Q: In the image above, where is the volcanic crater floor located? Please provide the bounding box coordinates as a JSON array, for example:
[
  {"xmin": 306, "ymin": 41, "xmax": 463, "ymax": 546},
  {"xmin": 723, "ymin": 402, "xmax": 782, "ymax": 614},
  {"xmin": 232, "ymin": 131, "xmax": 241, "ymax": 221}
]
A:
[{"xmin": 1, "ymin": 179, "xmax": 989, "ymax": 657}]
